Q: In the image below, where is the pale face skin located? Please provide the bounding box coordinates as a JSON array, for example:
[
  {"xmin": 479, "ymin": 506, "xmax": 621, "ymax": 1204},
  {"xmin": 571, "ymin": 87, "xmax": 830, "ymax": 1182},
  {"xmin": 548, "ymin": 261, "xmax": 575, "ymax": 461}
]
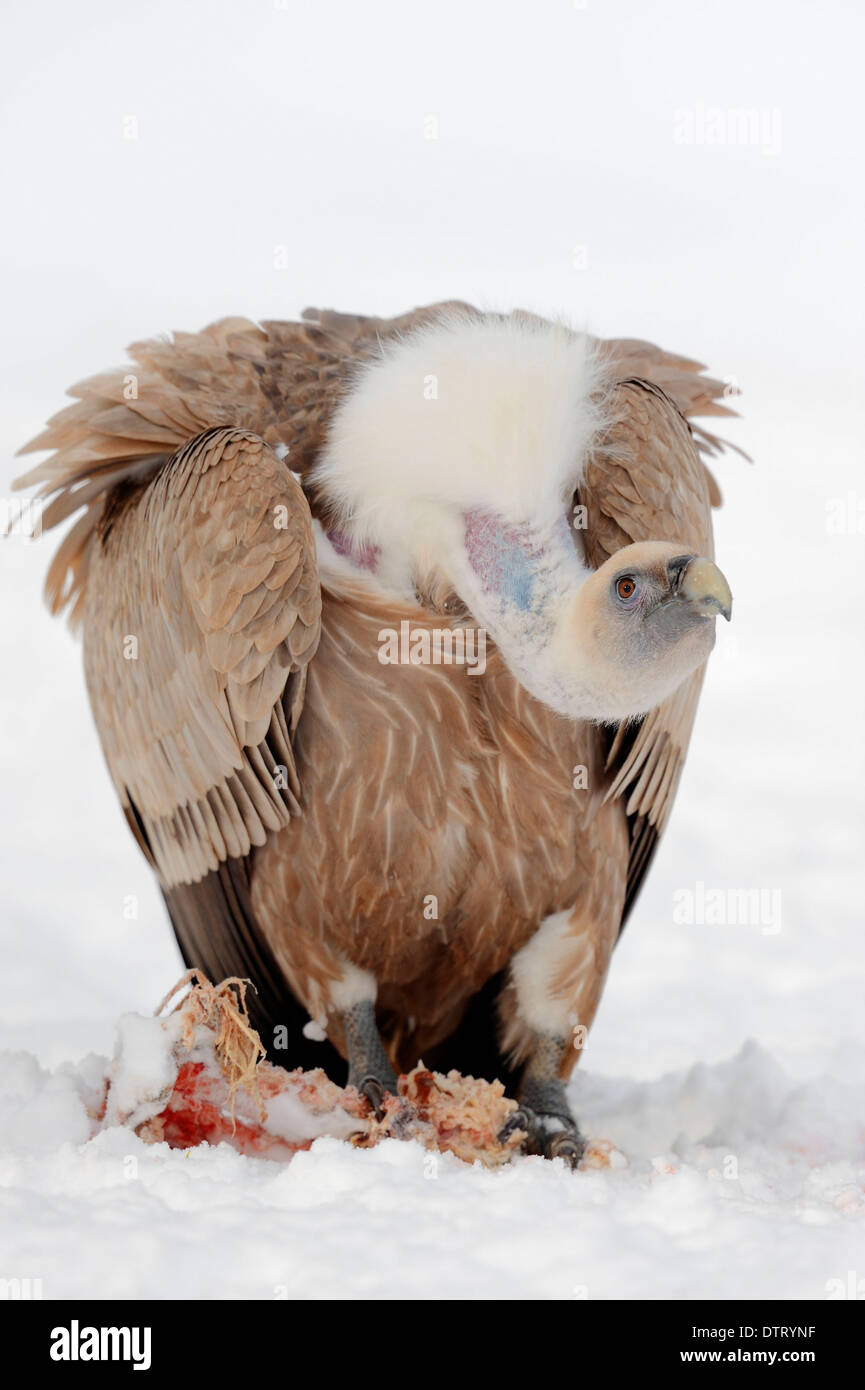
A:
[{"xmin": 562, "ymin": 540, "xmax": 733, "ymax": 721}]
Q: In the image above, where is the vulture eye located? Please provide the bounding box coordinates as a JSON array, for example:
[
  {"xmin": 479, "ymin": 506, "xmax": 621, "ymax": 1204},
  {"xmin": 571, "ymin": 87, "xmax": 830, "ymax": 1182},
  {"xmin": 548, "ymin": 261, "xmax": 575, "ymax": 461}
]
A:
[{"xmin": 615, "ymin": 575, "xmax": 639, "ymax": 604}]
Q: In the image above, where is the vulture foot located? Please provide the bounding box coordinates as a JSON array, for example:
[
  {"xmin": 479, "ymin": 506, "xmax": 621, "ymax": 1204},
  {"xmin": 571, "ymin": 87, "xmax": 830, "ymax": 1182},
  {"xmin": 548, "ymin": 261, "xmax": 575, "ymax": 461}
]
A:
[
  {"xmin": 498, "ymin": 1106, "xmax": 586, "ymax": 1168},
  {"xmin": 342, "ymin": 1000, "xmax": 399, "ymax": 1120},
  {"xmin": 356, "ymin": 1073, "xmax": 396, "ymax": 1122},
  {"xmin": 497, "ymin": 1036, "xmax": 585, "ymax": 1167}
]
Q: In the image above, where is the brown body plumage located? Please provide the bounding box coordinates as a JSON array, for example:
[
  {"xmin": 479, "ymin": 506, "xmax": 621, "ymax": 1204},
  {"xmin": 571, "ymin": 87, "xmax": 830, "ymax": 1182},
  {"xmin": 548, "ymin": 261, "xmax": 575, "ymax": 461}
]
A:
[{"xmin": 16, "ymin": 303, "xmax": 737, "ymax": 1151}]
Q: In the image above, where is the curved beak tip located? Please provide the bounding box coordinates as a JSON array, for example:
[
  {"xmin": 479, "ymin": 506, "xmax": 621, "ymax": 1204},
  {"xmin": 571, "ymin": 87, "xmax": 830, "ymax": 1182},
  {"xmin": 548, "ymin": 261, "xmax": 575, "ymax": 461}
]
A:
[{"xmin": 680, "ymin": 557, "xmax": 733, "ymax": 622}]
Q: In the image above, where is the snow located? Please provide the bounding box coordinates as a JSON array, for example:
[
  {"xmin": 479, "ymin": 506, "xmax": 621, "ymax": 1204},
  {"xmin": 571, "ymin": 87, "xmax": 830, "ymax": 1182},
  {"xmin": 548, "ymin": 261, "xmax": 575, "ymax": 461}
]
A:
[
  {"xmin": 2, "ymin": 0, "xmax": 864, "ymax": 1302},
  {"xmin": 2, "ymin": 1036, "xmax": 863, "ymax": 1300},
  {"xmin": 104, "ymin": 1013, "xmax": 186, "ymax": 1128}
]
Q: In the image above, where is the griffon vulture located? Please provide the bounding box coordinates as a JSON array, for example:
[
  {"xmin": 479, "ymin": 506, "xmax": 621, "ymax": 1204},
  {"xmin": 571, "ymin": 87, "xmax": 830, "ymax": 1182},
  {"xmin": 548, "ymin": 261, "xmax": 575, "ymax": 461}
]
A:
[{"xmin": 16, "ymin": 302, "xmax": 735, "ymax": 1164}]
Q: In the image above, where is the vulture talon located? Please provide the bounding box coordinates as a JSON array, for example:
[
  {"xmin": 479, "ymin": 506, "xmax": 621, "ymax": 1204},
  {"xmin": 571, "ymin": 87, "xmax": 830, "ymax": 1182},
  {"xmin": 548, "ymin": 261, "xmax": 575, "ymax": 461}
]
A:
[
  {"xmin": 501, "ymin": 1101, "xmax": 585, "ymax": 1169},
  {"xmin": 358, "ymin": 1074, "xmax": 392, "ymax": 1122},
  {"xmin": 498, "ymin": 1105, "xmax": 535, "ymax": 1146},
  {"xmin": 545, "ymin": 1130, "xmax": 586, "ymax": 1168}
]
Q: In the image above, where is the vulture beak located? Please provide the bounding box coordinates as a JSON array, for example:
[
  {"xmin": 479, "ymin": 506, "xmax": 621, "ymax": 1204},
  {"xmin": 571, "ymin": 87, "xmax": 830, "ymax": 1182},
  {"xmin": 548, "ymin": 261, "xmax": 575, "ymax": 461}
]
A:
[{"xmin": 670, "ymin": 554, "xmax": 733, "ymax": 621}]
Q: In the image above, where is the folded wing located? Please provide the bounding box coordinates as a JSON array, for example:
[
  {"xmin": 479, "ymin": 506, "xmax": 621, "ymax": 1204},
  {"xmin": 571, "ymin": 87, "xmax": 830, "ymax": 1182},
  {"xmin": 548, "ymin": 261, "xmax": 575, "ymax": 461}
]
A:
[{"xmin": 83, "ymin": 427, "xmax": 321, "ymax": 888}]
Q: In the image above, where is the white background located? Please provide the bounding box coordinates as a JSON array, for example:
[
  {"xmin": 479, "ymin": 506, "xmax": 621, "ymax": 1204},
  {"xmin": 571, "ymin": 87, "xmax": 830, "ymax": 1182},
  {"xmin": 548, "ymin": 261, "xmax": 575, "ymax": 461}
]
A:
[{"xmin": 1, "ymin": 0, "xmax": 863, "ymax": 1300}]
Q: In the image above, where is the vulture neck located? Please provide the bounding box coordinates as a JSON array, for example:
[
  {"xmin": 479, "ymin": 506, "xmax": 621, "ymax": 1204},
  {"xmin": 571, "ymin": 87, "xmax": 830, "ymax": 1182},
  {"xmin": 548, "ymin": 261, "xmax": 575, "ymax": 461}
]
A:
[{"xmin": 446, "ymin": 509, "xmax": 602, "ymax": 721}]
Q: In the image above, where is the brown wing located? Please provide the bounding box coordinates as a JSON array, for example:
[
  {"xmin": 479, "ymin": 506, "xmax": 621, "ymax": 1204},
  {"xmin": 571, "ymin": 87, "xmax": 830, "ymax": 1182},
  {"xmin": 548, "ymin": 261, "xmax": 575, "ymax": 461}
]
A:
[
  {"xmin": 12, "ymin": 306, "xmax": 472, "ymax": 625},
  {"xmin": 14, "ymin": 317, "xmax": 350, "ymax": 623},
  {"xmin": 578, "ymin": 378, "xmax": 717, "ymax": 923},
  {"xmin": 83, "ymin": 427, "xmax": 321, "ymax": 889}
]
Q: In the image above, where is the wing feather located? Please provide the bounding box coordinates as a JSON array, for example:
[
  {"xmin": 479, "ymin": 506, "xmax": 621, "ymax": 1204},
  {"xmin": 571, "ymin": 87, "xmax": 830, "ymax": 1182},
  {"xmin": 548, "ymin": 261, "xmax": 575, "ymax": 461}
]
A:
[
  {"xmin": 83, "ymin": 427, "xmax": 321, "ymax": 888},
  {"xmin": 579, "ymin": 379, "xmax": 716, "ymax": 922}
]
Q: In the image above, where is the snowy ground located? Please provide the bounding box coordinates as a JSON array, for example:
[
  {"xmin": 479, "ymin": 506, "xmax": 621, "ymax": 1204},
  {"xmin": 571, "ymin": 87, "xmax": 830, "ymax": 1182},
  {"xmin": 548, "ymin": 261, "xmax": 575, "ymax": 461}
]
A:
[
  {"xmin": 2, "ymin": 1038, "xmax": 864, "ymax": 1301},
  {"xmin": 1, "ymin": 0, "xmax": 864, "ymax": 1301}
]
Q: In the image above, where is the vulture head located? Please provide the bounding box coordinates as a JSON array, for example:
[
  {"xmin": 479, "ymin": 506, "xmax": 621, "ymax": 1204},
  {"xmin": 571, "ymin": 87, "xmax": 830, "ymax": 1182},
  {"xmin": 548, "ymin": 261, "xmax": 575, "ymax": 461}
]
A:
[
  {"xmin": 315, "ymin": 312, "xmax": 732, "ymax": 722},
  {"xmin": 556, "ymin": 541, "xmax": 732, "ymax": 720}
]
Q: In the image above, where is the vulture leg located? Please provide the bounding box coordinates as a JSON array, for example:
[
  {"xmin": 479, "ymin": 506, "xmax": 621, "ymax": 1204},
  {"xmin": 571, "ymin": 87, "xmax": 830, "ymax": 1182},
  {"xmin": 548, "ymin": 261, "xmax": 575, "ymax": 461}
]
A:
[
  {"xmin": 499, "ymin": 1034, "xmax": 585, "ymax": 1167},
  {"xmin": 496, "ymin": 901, "xmax": 621, "ymax": 1167},
  {"xmin": 340, "ymin": 1001, "xmax": 399, "ymax": 1120}
]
